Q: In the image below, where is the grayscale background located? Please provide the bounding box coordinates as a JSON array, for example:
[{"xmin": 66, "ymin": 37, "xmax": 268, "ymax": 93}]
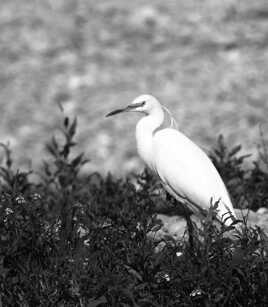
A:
[{"xmin": 0, "ymin": 0, "xmax": 267, "ymax": 174}]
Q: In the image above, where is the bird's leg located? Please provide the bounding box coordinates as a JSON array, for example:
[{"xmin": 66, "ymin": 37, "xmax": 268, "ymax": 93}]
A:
[{"xmin": 185, "ymin": 213, "xmax": 195, "ymax": 252}]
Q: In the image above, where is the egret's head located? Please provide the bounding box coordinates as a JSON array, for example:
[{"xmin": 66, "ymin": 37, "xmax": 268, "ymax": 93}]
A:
[{"xmin": 106, "ymin": 94, "xmax": 160, "ymax": 117}]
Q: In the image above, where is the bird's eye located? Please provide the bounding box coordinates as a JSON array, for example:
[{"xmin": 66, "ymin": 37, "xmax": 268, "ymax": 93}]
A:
[{"xmin": 140, "ymin": 101, "xmax": 146, "ymax": 106}]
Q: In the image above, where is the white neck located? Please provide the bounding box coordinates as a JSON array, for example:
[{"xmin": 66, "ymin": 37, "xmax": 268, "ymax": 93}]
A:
[{"xmin": 135, "ymin": 107, "xmax": 164, "ymax": 169}]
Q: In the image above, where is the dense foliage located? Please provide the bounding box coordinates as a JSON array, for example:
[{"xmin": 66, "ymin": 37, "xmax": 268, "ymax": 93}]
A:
[{"xmin": 0, "ymin": 114, "xmax": 268, "ymax": 306}]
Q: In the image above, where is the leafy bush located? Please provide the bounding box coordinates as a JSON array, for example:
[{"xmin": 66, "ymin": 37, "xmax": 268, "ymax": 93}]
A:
[
  {"xmin": 210, "ymin": 135, "xmax": 268, "ymax": 210},
  {"xmin": 0, "ymin": 114, "xmax": 267, "ymax": 306}
]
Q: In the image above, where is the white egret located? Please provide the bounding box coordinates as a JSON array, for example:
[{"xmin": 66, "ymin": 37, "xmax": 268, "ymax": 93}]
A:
[{"xmin": 106, "ymin": 94, "xmax": 237, "ymax": 226}]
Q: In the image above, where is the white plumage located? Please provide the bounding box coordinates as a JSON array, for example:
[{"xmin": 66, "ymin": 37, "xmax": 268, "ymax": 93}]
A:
[{"xmin": 106, "ymin": 94, "xmax": 236, "ymax": 225}]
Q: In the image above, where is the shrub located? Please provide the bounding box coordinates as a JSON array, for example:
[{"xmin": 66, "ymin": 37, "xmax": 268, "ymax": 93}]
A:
[
  {"xmin": 0, "ymin": 114, "xmax": 267, "ymax": 306},
  {"xmin": 210, "ymin": 135, "xmax": 268, "ymax": 211}
]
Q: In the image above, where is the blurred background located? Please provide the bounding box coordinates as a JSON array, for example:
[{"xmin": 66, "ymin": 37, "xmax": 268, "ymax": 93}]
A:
[{"xmin": 0, "ymin": 0, "xmax": 267, "ymax": 175}]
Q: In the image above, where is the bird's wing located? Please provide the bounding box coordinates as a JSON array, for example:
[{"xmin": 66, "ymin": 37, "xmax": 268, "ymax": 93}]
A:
[
  {"xmin": 153, "ymin": 128, "xmax": 236, "ymax": 223},
  {"xmin": 159, "ymin": 176, "xmax": 208, "ymax": 217}
]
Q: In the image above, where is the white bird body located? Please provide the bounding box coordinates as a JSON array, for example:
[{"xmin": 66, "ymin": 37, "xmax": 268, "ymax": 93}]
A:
[
  {"xmin": 153, "ymin": 128, "xmax": 236, "ymax": 220},
  {"xmin": 107, "ymin": 94, "xmax": 237, "ymax": 225}
]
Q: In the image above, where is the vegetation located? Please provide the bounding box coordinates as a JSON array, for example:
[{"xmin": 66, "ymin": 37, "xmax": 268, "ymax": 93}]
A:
[{"xmin": 0, "ymin": 113, "xmax": 267, "ymax": 306}]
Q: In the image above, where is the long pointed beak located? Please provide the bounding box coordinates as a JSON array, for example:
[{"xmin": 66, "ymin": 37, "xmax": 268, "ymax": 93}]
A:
[
  {"xmin": 106, "ymin": 107, "xmax": 127, "ymax": 117},
  {"xmin": 106, "ymin": 101, "xmax": 145, "ymax": 118}
]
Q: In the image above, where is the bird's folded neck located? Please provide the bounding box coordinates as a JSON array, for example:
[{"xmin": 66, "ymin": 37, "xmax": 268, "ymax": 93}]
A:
[
  {"xmin": 135, "ymin": 108, "xmax": 164, "ymax": 168},
  {"xmin": 137, "ymin": 108, "xmax": 164, "ymax": 134}
]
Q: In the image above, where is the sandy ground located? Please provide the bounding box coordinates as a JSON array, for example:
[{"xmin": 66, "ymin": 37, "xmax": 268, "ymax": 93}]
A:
[{"xmin": 0, "ymin": 0, "xmax": 268, "ymax": 174}]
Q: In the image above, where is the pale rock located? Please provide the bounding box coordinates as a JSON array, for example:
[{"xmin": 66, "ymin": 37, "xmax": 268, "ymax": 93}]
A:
[{"xmin": 150, "ymin": 208, "xmax": 268, "ymax": 241}]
